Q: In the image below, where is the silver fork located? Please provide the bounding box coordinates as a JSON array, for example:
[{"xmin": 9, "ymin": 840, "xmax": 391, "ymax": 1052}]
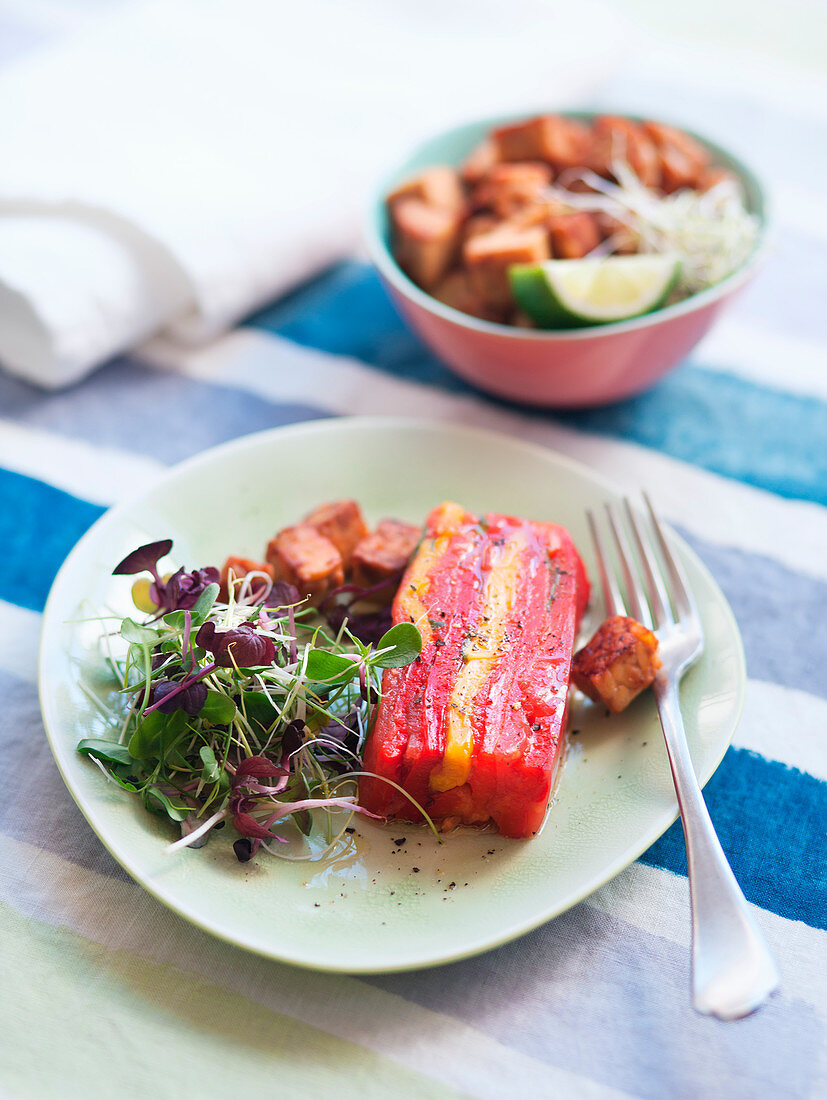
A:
[{"xmin": 587, "ymin": 494, "xmax": 779, "ymax": 1020}]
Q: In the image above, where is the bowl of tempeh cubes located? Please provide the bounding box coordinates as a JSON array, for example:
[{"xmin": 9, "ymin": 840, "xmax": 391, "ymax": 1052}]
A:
[{"xmin": 366, "ymin": 111, "xmax": 765, "ymax": 408}]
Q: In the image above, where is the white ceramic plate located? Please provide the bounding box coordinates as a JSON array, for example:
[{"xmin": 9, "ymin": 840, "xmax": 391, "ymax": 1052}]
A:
[{"xmin": 39, "ymin": 418, "xmax": 745, "ymax": 972}]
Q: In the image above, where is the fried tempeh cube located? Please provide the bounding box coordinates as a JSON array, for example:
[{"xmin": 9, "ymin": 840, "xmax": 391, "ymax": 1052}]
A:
[
  {"xmin": 462, "ymin": 212, "xmax": 501, "ymax": 243},
  {"xmin": 304, "ymin": 500, "xmax": 369, "ymax": 567},
  {"xmin": 351, "ymin": 519, "xmax": 421, "ymax": 593},
  {"xmin": 548, "ymin": 211, "xmax": 601, "ymax": 259},
  {"xmin": 266, "ymin": 524, "xmax": 344, "ymax": 606},
  {"xmin": 219, "ymin": 556, "xmax": 274, "ymax": 602},
  {"xmin": 590, "ymin": 116, "xmax": 661, "ymax": 189},
  {"xmin": 492, "ymin": 115, "xmax": 590, "ymax": 170},
  {"xmin": 657, "ymin": 145, "xmax": 703, "ymax": 193},
  {"xmin": 460, "ymin": 140, "xmax": 498, "ymax": 185},
  {"xmin": 471, "ymin": 162, "xmax": 552, "ymax": 218},
  {"xmin": 642, "ymin": 121, "xmax": 710, "ymax": 167},
  {"xmin": 571, "ymin": 615, "xmax": 661, "ymax": 714},
  {"xmin": 642, "ymin": 121, "xmax": 710, "ymax": 193},
  {"xmin": 464, "ymin": 223, "xmax": 550, "ymax": 308},
  {"xmin": 431, "ymin": 269, "xmax": 506, "ymax": 322},
  {"xmin": 390, "ymin": 198, "xmax": 462, "ymax": 289},
  {"xmin": 386, "ymin": 166, "xmax": 466, "ymax": 215}
]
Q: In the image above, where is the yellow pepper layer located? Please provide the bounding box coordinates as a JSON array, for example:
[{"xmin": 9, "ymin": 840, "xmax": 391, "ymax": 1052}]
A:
[
  {"xmin": 394, "ymin": 502, "xmax": 469, "ymax": 651},
  {"xmin": 430, "ymin": 528, "xmax": 527, "ymax": 793}
]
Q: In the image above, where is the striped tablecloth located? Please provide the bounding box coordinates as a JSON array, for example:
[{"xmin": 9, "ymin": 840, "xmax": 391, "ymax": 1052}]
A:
[{"xmin": 1, "ymin": 18, "xmax": 826, "ymax": 1100}]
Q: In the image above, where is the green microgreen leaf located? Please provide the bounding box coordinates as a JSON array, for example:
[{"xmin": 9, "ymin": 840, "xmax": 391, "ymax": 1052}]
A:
[
  {"xmin": 160, "ymin": 708, "xmax": 189, "ymax": 749},
  {"xmin": 77, "ymin": 739, "xmax": 135, "ymax": 767},
  {"xmin": 109, "ymin": 769, "xmax": 143, "ymax": 793},
  {"xmin": 199, "ymin": 745, "xmax": 220, "ymax": 784},
  {"xmin": 190, "ymin": 582, "xmax": 220, "ymax": 624},
  {"xmin": 128, "ymin": 709, "xmax": 167, "ymax": 759},
  {"xmin": 304, "ymin": 648, "xmax": 359, "ymax": 683},
  {"xmin": 121, "ymin": 617, "xmax": 162, "ymax": 646},
  {"xmin": 374, "ymin": 622, "xmax": 422, "ymax": 668},
  {"xmin": 243, "ymin": 691, "xmax": 280, "ymax": 733},
  {"xmin": 200, "ymin": 691, "xmax": 237, "ymax": 725},
  {"xmin": 144, "ymin": 786, "xmax": 189, "ymax": 822}
]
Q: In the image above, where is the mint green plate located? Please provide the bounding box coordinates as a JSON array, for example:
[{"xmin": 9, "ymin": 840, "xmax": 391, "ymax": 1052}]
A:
[{"xmin": 39, "ymin": 418, "xmax": 745, "ymax": 972}]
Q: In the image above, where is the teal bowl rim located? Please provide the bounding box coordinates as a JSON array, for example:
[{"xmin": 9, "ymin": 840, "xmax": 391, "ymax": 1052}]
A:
[{"xmin": 365, "ymin": 109, "xmax": 768, "ymax": 341}]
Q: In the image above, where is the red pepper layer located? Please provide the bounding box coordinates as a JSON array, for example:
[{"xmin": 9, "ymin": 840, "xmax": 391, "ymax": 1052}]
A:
[{"xmin": 359, "ymin": 502, "xmax": 589, "ymax": 838}]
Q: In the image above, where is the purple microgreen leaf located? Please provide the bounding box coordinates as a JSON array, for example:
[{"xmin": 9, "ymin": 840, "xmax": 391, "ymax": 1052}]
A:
[
  {"xmin": 234, "ymin": 756, "xmax": 289, "ymax": 782},
  {"xmin": 233, "ymin": 811, "xmax": 279, "ymax": 840},
  {"xmin": 142, "ymin": 662, "xmax": 216, "ymax": 717},
  {"xmin": 113, "ymin": 539, "xmax": 173, "ymax": 578},
  {"xmin": 171, "ymin": 567, "xmax": 220, "ymax": 611},
  {"xmin": 281, "ymin": 719, "xmax": 305, "ymax": 759},
  {"xmin": 195, "ymin": 621, "xmax": 276, "ymax": 669},
  {"xmin": 264, "ymin": 581, "xmax": 301, "ymax": 608},
  {"xmin": 150, "ymin": 678, "xmax": 208, "ymax": 717}
]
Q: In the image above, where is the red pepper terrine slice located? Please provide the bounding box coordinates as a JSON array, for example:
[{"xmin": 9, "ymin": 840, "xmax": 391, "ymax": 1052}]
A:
[{"xmin": 360, "ymin": 501, "xmax": 589, "ymax": 838}]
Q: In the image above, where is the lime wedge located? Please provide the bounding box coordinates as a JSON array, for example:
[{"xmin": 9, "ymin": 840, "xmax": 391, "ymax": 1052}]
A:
[{"xmin": 509, "ymin": 254, "xmax": 682, "ymax": 328}]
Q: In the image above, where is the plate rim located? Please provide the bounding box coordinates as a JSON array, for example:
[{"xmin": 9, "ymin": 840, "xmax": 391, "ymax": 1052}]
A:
[{"xmin": 38, "ymin": 415, "xmax": 746, "ymax": 972}]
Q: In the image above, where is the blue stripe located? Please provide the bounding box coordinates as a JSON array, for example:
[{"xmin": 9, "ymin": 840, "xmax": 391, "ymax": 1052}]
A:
[
  {"xmin": 248, "ymin": 261, "xmax": 827, "ymax": 506},
  {"xmin": 0, "ymin": 468, "xmax": 104, "ymax": 612},
  {"xmin": 643, "ymin": 746, "xmax": 827, "ymax": 929},
  {"xmin": 0, "ymin": 357, "xmax": 330, "ymax": 465}
]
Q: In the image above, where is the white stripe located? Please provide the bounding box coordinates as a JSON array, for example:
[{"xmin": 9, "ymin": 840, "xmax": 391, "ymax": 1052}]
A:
[
  {"xmin": 630, "ymin": 34, "xmax": 827, "ymax": 125},
  {"xmin": 0, "ymin": 600, "xmax": 40, "ymax": 683},
  {"xmin": 773, "ymin": 181, "xmax": 827, "ymax": 245},
  {"xmin": 586, "ymin": 861, "xmax": 827, "ymax": 1020},
  {"xmin": 693, "ymin": 319, "xmax": 827, "ymax": 400},
  {"xmin": 140, "ymin": 328, "xmax": 827, "ymax": 583},
  {"xmin": 734, "ymin": 680, "xmax": 827, "ymax": 783},
  {"xmin": 0, "ymin": 834, "xmax": 632, "ymax": 1100},
  {"xmin": 0, "ymin": 417, "xmax": 165, "ymax": 506}
]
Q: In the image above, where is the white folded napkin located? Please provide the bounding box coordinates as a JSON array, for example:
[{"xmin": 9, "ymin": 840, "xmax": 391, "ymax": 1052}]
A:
[{"xmin": 0, "ymin": 0, "xmax": 628, "ymax": 388}]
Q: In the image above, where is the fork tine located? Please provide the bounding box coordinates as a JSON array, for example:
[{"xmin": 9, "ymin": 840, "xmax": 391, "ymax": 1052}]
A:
[
  {"xmin": 643, "ymin": 492, "xmax": 697, "ymax": 623},
  {"xmin": 587, "ymin": 509, "xmax": 624, "ymax": 616},
  {"xmin": 623, "ymin": 498, "xmax": 671, "ymax": 629},
  {"xmin": 604, "ymin": 503, "xmax": 648, "ymax": 625}
]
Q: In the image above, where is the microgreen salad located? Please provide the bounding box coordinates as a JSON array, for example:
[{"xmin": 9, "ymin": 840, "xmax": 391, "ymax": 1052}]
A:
[{"xmin": 78, "ymin": 538, "xmax": 426, "ymax": 863}]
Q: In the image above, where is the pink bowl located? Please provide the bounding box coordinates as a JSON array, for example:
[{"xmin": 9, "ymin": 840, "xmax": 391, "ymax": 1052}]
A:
[{"xmin": 367, "ymin": 113, "xmax": 766, "ymax": 409}]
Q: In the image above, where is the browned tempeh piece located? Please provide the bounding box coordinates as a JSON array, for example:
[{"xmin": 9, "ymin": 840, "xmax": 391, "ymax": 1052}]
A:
[
  {"xmin": 471, "ymin": 162, "xmax": 552, "ymax": 218},
  {"xmin": 304, "ymin": 500, "xmax": 369, "ymax": 567},
  {"xmin": 548, "ymin": 211, "xmax": 601, "ymax": 259},
  {"xmin": 386, "ymin": 167, "xmax": 466, "ymax": 215},
  {"xmin": 572, "ymin": 615, "xmax": 661, "ymax": 713},
  {"xmin": 266, "ymin": 525, "xmax": 344, "ymax": 606},
  {"xmin": 464, "ymin": 223, "xmax": 550, "ymax": 308},
  {"xmin": 390, "ymin": 198, "xmax": 462, "ymax": 289},
  {"xmin": 351, "ymin": 519, "xmax": 421, "ymax": 593}
]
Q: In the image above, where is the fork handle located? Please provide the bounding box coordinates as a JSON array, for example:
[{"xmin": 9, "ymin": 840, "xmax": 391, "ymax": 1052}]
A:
[{"xmin": 654, "ymin": 677, "xmax": 780, "ymax": 1019}]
